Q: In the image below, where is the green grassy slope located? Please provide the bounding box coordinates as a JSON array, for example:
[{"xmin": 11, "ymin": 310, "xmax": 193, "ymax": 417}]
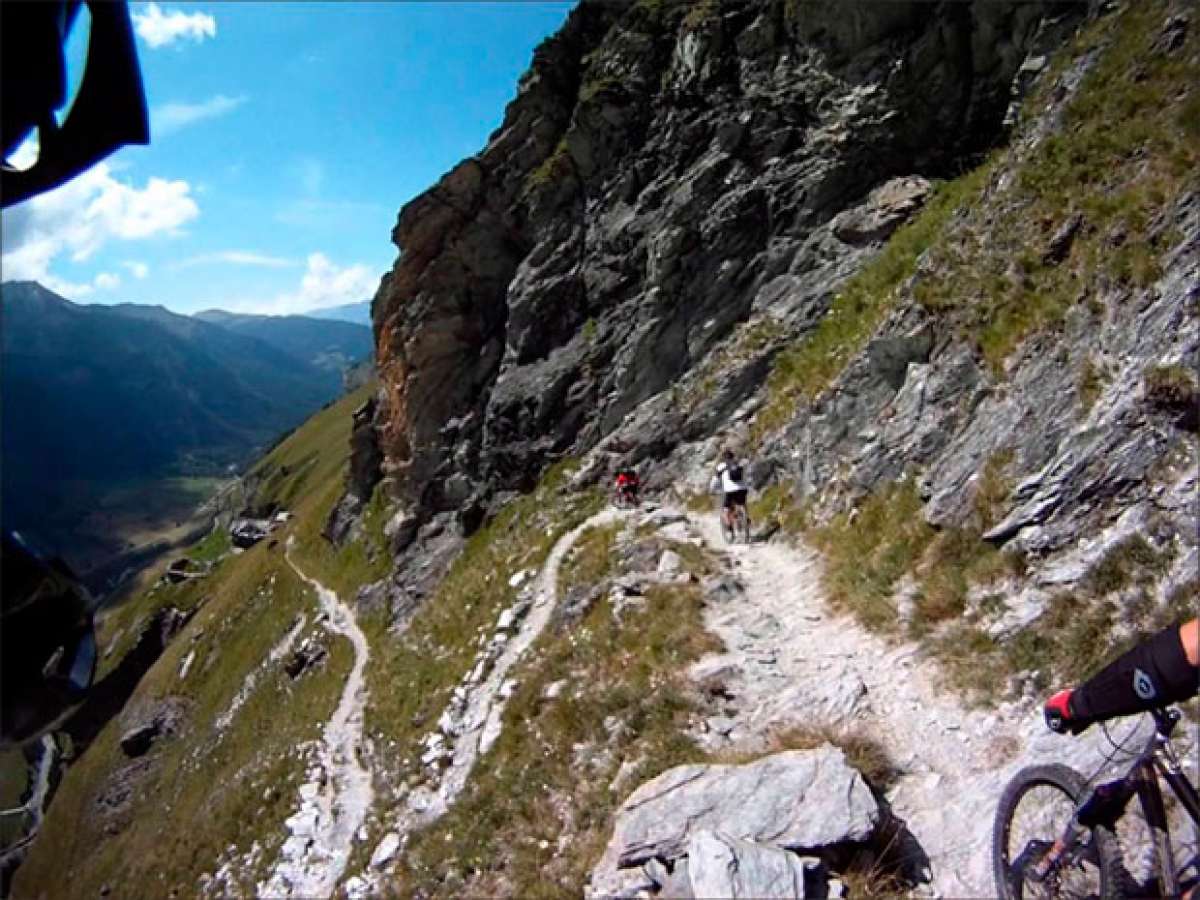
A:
[{"xmin": 15, "ymin": 385, "xmax": 378, "ymax": 899}]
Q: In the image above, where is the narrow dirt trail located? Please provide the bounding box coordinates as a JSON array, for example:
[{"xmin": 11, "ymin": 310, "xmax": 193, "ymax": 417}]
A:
[
  {"xmin": 686, "ymin": 511, "xmax": 1158, "ymax": 896},
  {"xmin": 405, "ymin": 507, "xmax": 626, "ymax": 828},
  {"xmin": 258, "ymin": 544, "xmax": 374, "ymax": 898},
  {"xmin": 0, "ymin": 735, "xmax": 57, "ymax": 869},
  {"xmin": 349, "ymin": 508, "xmax": 627, "ymax": 896},
  {"xmin": 428, "ymin": 506, "xmax": 626, "ymax": 817}
]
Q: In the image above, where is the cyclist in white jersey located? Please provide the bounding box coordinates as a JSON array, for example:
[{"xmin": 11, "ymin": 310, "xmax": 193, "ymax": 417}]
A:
[{"xmin": 709, "ymin": 449, "xmax": 749, "ymax": 535}]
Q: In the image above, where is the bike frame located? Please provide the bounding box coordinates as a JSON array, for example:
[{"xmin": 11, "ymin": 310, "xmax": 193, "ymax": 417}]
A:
[
  {"xmin": 1039, "ymin": 708, "xmax": 1200, "ymax": 894},
  {"xmin": 1133, "ymin": 708, "xmax": 1200, "ymax": 895},
  {"xmin": 720, "ymin": 501, "xmax": 749, "ymax": 541}
]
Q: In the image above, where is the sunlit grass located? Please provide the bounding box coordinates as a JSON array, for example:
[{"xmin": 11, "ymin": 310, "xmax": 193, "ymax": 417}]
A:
[
  {"xmin": 19, "ymin": 386, "xmax": 381, "ymax": 898},
  {"xmin": 394, "ymin": 572, "xmax": 721, "ymax": 897}
]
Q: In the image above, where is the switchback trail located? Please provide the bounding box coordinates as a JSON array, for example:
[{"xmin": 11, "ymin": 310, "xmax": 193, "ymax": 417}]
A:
[
  {"xmin": 259, "ymin": 543, "xmax": 374, "ymax": 898},
  {"xmin": 348, "ymin": 507, "xmax": 625, "ymax": 897},
  {"xmin": 686, "ymin": 511, "xmax": 1170, "ymax": 896},
  {"xmin": 409, "ymin": 506, "xmax": 626, "ymax": 826}
]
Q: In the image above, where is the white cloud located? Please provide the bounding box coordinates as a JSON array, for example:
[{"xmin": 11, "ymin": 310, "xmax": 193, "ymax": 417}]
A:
[
  {"xmin": 154, "ymin": 94, "xmax": 246, "ymax": 136},
  {"xmin": 123, "ymin": 261, "xmax": 150, "ymax": 279},
  {"xmin": 132, "ymin": 3, "xmax": 216, "ymax": 49},
  {"xmin": 286, "ymin": 253, "xmax": 377, "ymax": 312},
  {"xmin": 222, "ymin": 253, "xmax": 377, "ymax": 315},
  {"xmin": 38, "ymin": 271, "xmax": 122, "ymax": 300},
  {"xmin": 175, "ymin": 251, "xmax": 297, "ymax": 269},
  {"xmin": 1, "ymin": 162, "xmax": 198, "ymax": 288},
  {"xmin": 39, "ymin": 274, "xmax": 95, "ymax": 299}
]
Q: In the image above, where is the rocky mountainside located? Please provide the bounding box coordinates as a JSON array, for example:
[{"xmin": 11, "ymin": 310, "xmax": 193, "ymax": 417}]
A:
[
  {"xmin": 13, "ymin": 1, "xmax": 1199, "ymax": 898},
  {"xmin": 365, "ymin": 0, "xmax": 1082, "ymax": 527},
  {"xmin": 356, "ymin": 0, "xmax": 1195, "ymax": 652}
]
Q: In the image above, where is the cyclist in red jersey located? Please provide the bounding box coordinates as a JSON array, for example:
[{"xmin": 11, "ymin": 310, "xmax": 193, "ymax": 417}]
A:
[{"xmin": 614, "ymin": 467, "xmax": 640, "ymax": 507}]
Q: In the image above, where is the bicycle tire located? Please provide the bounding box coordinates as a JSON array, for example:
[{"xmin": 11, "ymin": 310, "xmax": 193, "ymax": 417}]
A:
[
  {"xmin": 993, "ymin": 763, "xmax": 1126, "ymax": 900},
  {"xmin": 720, "ymin": 514, "xmax": 734, "ymax": 544}
]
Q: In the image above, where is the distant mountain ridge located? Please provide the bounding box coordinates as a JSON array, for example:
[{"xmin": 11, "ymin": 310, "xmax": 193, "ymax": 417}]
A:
[
  {"xmin": 307, "ymin": 301, "xmax": 372, "ymax": 327},
  {"xmin": 193, "ymin": 308, "xmax": 373, "ymax": 375},
  {"xmin": 0, "ymin": 281, "xmax": 370, "ymax": 567}
]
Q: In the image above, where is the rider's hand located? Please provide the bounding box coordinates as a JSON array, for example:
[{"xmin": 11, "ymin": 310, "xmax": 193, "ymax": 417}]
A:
[{"xmin": 1044, "ymin": 688, "xmax": 1090, "ymax": 735}]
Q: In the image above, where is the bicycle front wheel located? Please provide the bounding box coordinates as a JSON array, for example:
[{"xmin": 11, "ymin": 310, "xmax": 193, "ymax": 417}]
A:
[{"xmin": 993, "ymin": 764, "xmax": 1125, "ymax": 900}]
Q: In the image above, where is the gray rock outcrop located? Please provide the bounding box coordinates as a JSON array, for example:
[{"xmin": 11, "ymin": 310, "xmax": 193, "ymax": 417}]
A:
[
  {"xmin": 118, "ymin": 697, "xmax": 188, "ymax": 758},
  {"xmin": 589, "ymin": 747, "xmax": 878, "ymax": 897},
  {"xmin": 325, "ymin": 397, "xmax": 384, "ymax": 545},
  {"xmin": 686, "ymin": 830, "xmax": 820, "ymax": 899}
]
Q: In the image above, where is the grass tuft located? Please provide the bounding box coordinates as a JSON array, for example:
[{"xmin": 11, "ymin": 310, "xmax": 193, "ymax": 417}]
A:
[
  {"xmin": 810, "ymin": 479, "xmax": 931, "ymax": 634},
  {"xmin": 1144, "ymin": 363, "xmax": 1198, "ymax": 418},
  {"xmin": 747, "ymin": 481, "xmax": 809, "ymax": 537},
  {"xmin": 753, "ymin": 164, "xmax": 995, "ymax": 443},
  {"xmin": 935, "ymin": 534, "xmax": 1181, "ymax": 704},
  {"xmin": 1081, "ymin": 534, "xmax": 1171, "ymax": 596},
  {"xmin": 559, "ymin": 522, "xmax": 621, "ymax": 597},
  {"xmin": 765, "ymin": 724, "xmax": 900, "ymax": 793},
  {"xmin": 1078, "ymin": 356, "xmax": 1106, "ymax": 414}
]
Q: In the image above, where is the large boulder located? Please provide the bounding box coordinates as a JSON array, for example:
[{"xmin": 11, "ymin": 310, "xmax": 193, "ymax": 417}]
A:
[
  {"xmin": 687, "ymin": 830, "xmax": 819, "ymax": 899},
  {"xmin": 589, "ymin": 747, "xmax": 878, "ymax": 897},
  {"xmin": 832, "ymin": 176, "xmax": 932, "ymax": 245}
]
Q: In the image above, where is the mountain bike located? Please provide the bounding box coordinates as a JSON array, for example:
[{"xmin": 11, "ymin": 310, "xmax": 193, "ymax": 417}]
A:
[
  {"xmin": 993, "ymin": 705, "xmax": 1200, "ymax": 899},
  {"xmin": 720, "ymin": 502, "xmax": 750, "ymax": 544},
  {"xmin": 612, "ymin": 485, "xmax": 638, "ymax": 509}
]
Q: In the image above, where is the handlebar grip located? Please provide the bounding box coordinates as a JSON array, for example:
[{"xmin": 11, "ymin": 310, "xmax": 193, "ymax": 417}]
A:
[{"xmin": 1044, "ymin": 688, "xmax": 1077, "ymax": 735}]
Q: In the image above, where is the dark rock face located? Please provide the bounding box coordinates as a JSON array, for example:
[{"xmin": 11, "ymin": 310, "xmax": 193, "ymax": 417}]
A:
[
  {"xmin": 65, "ymin": 606, "xmax": 195, "ymax": 754},
  {"xmin": 367, "ymin": 0, "xmax": 1070, "ymax": 526},
  {"xmin": 284, "ymin": 638, "xmax": 329, "ymax": 679},
  {"xmin": 118, "ymin": 724, "xmax": 158, "ymax": 758},
  {"xmin": 118, "ymin": 697, "xmax": 188, "ymax": 758},
  {"xmin": 325, "ymin": 397, "xmax": 384, "ymax": 544}
]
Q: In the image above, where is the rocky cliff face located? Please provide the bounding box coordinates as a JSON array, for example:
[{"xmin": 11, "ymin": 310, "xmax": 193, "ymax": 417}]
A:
[
  {"xmin": 355, "ymin": 0, "xmax": 1198, "ymax": 648},
  {"xmin": 364, "ymin": 0, "xmax": 1085, "ymax": 542}
]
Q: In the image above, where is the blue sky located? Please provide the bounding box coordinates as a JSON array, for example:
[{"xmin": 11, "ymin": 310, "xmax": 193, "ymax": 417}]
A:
[{"xmin": 1, "ymin": 1, "xmax": 574, "ymax": 315}]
